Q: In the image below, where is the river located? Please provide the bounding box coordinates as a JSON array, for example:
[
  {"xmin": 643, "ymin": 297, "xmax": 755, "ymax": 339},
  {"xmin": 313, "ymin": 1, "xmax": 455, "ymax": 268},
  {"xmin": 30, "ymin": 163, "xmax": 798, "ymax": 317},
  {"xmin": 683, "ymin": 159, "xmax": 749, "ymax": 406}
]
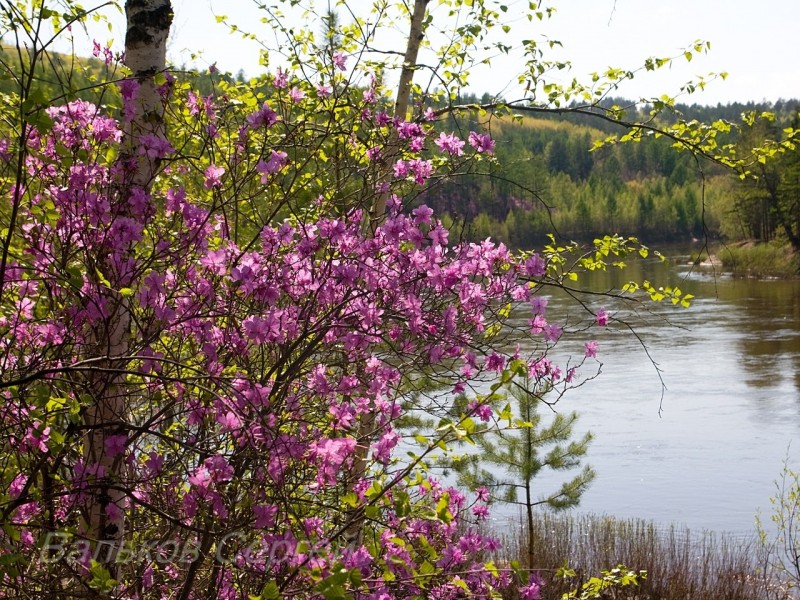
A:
[{"xmin": 485, "ymin": 250, "xmax": 800, "ymax": 537}]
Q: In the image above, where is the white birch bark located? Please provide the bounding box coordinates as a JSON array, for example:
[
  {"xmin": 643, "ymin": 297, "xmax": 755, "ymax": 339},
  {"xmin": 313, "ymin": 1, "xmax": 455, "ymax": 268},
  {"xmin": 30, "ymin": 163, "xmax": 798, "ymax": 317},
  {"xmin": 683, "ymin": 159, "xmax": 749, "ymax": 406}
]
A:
[{"xmin": 82, "ymin": 0, "xmax": 172, "ymax": 564}]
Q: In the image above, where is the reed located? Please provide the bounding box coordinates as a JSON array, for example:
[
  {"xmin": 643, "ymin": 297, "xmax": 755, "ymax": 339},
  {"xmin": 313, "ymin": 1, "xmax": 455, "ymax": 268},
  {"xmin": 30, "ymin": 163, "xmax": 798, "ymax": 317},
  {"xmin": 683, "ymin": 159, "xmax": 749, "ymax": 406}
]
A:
[{"xmin": 496, "ymin": 512, "xmax": 795, "ymax": 599}]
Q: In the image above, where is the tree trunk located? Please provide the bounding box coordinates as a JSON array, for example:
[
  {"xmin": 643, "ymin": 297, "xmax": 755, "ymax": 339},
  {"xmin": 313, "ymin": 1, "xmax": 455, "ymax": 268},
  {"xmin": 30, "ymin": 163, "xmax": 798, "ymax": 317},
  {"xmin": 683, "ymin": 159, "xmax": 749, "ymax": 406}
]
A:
[
  {"xmin": 369, "ymin": 0, "xmax": 429, "ymax": 223},
  {"xmin": 524, "ymin": 398, "xmax": 535, "ymax": 570},
  {"xmin": 82, "ymin": 0, "xmax": 172, "ymax": 564},
  {"xmin": 345, "ymin": 0, "xmax": 430, "ymax": 546}
]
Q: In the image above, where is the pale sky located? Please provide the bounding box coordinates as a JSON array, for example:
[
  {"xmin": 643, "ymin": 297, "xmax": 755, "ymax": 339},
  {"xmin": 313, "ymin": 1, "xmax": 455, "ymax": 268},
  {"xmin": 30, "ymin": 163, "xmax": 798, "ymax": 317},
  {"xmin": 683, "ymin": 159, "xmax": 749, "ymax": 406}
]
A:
[{"xmin": 78, "ymin": 0, "xmax": 800, "ymax": 106}]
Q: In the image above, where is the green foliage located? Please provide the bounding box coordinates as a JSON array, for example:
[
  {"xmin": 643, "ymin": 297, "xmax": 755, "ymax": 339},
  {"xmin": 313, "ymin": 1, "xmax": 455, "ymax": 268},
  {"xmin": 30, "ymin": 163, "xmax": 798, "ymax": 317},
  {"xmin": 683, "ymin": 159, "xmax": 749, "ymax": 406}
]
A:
[
  {"xmin": 715, "ymin": 112, "xmax": 800, "ymax": 253},
  {"xmin": 559, "ymin": 565, "xmax": 646, "ymax": 599}
]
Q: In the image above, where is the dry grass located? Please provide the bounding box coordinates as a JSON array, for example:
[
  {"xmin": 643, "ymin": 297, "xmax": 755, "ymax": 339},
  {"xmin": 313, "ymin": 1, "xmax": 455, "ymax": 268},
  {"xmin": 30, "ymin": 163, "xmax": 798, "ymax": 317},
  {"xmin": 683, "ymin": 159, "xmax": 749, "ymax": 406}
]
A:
[{"xmin": 496, "ymin": 512, "xmax": 796, "ymax": 599}]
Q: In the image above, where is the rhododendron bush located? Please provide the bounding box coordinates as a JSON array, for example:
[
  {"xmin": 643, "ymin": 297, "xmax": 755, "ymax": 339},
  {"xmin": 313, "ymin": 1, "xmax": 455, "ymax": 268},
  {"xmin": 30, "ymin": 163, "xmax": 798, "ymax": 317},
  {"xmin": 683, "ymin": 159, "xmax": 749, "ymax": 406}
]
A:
[{"xmin": 0, "ymin": 1, "xmax": 689, "ymax": 598}]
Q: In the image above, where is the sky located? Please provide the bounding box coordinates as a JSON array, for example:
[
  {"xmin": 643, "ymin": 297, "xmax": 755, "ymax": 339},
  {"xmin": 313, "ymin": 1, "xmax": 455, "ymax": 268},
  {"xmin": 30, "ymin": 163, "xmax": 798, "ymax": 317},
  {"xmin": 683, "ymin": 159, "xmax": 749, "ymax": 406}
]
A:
[{"xmin": 77, "ymin": 0, "xmax": 800, "ymax": 106}]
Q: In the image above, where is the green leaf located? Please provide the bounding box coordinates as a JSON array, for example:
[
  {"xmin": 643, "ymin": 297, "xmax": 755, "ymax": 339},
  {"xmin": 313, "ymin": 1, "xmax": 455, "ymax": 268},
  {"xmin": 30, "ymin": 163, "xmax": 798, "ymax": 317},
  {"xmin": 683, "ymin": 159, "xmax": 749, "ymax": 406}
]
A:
[
  {"xmin": 412, "ymin": 559, "xmax": 432, "ymax": 578},
  {"xmin": 435, "ymin": 493, "xmax": 452, "ymax": 523},
  {"xmin": 260, "ymin": 581, "xmax": 280, "ymax": 600},
  {"xmin": 88, "ymin": 560, "xmax": 118, "ymax": 593}
]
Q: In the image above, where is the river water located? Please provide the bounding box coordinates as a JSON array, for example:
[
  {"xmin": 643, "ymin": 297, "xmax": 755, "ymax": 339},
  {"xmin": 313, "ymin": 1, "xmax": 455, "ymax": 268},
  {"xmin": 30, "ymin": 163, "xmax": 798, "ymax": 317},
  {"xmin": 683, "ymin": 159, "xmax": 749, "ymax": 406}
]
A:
[{"xmin": 487, "ymin": 252, "xmax": 800, "ymax": 537}]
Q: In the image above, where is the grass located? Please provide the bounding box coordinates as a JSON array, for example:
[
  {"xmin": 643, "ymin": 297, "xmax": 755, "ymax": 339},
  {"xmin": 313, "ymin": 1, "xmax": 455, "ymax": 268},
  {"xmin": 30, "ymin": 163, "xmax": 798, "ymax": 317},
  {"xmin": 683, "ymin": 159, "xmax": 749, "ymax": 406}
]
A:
[
  {"xmin": 496, "ymin": 512, "xmax": 795, "ymax": 600},
  {"xmin": 716, "ymin": 241, "xmax": 800, "ymax": 278}
]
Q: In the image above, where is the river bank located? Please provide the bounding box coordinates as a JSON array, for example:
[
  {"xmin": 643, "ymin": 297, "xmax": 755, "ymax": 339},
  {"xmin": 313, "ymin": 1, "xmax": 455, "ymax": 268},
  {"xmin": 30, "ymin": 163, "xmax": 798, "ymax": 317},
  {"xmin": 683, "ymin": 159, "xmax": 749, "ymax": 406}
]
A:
[{"xmin": 701, "ymin": 240, "xmax": 800, "ymax": 278}]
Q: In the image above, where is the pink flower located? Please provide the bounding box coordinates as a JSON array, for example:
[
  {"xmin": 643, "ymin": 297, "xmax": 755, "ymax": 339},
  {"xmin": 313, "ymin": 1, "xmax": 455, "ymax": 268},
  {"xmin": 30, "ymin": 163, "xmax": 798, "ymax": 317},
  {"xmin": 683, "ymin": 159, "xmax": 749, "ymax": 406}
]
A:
[
  {"xmin": 468, "ymin": 131, "xmax": 495, "ymax": 154},
  {"xmin": 256, "ymin": 150, "xmax": 288, "ymax": 182},
  {"xmin": 531, "ymin": 296, "xmax": 548, "ymax": 315},
  {"xmin": 204, "ymin": 164, "xmax": 225, "ymax": 189},
  {"xmin": 543, "ymin": 323, "xmax": 562, "ymax": 342},
  {"xmin": 434, "ymin": 131, "xmax": 465, "ymax": 156},
  {"xmin": 520, "ymin": 579, "xmax": 542, "ymax": 600},
  {"xmin": 246, "ymin": 102, "xmax": 278, "ymax": 129},
  {"xmin": 396, "ymin": 121, "xmax": 423, "ymax": 139},
  {"xmin": 468, "ymin": 401, "xmax": 493, "ymax": 422},
  {"xmin": 408, "ymin": 158, "xmax": 433, "ymax": 184},
  {"xmin": 187, "ymin": 91, "xmax": 201, "ymax": 116},
  {"xmin": 104, "ymin": 434, "xmax": 128, "ymax": 458},
  {"xmin": 584, "ymin": 340, "xmax": 599, "ymax": 358},
  {"xmin": 429, "ymin": 224, "xmax": 448, "ymax": 245},
  {"xmin": 289, "ymin": 86, "xmax": 305, "ymax": 102},
  {"xmin": 314, "ymin": 437, "xmax": 356, "ymax": 484},
  {"xmin": 9, "ymin": 474, "xmax": 27, "ymax": 499},
  {"xmin": 217, "ymin": 410, "xmax": 242, "ymax": 432},
  {"xmin": 303, "ymin": 516, "xmax": 324, "ymax": 537},
  {"xmin": 596, "ymin": 308, "xmax": 609, "ymax": 326},
  {"xmin": 253, "ymin": 504, "xmax": 278, "ymax": 528},
  {"xmin": 188, "ymin": 466, "xmax": 212, "ymax": 490},
  {"xmin": 393, "ymin": 160, "xmax": 410, "ymax": 179},
  {"xmin": 243, "ymin": 313, "xmax": 282, "ymax": 343},
  {"xmin": 145, "ymin": 452, "xmax": 164, "ymax": 474},
  {"xmin": 118, "ymin": 78, "xmax": 139, "ymax": 101},
  {"xmin": 273, "ymin": 67, "xmax": 288, "ymax": 89},
  {"xmin": 373, "ymin": 430, "xmax": 400, "ymax": 464},
  {"xmin": 22, "ymin": 421, "xmax": 50, "ymax": 453},
  {"xmin": 411, "ymin": 204, "xmax": 434, "ymax": 225},
  {"xmin": 409, "ymin": 135, "xmax": 425, "ymax": 152},
  {"xmin": 317, "ymin": 83, "xmax": 332, "ymax": 97},
  {"xmin": 524, "ymin": 253, "xmax": 546, "ymax": 277},
  {"xmin": 332, "ymin": 51, "xmax": 347, "ymax": 71},
  {"xmin": 485, "ymin": 352, "xmax": 506, "ymax": 372},
  {"xmin": 138, "ymin": 133, "xmax": 174, "ymax": 159},
  {"xmin": 529, "ymin": 314, "xmax": 547, "ymax": 335}
]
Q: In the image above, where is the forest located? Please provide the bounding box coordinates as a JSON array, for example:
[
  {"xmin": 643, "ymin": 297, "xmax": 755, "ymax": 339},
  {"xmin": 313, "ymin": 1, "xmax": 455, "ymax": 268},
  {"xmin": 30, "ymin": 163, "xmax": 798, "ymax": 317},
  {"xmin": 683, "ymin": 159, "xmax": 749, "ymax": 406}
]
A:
[{"xmin": 421, "ymin": 95, "xmax": 800, "ymax": 250}]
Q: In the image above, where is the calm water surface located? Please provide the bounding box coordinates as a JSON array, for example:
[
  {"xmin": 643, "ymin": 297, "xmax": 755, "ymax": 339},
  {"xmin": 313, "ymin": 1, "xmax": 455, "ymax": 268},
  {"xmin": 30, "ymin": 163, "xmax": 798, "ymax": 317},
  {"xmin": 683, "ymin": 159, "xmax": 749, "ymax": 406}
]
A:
[{"xmin": 489, "ymin": 254, "xmax": 800, "ymax": 537}]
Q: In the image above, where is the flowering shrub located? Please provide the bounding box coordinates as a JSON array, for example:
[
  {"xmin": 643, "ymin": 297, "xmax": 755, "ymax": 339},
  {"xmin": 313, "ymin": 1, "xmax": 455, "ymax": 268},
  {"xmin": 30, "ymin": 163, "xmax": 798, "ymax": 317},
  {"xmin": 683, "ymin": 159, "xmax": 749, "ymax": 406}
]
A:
[
  {"xmin": 0, "ymin": 2, "xmax": 683, "ymax": 598},
  {"xmin": 0, "ymin": 56, "xmax": 626, "ymax": 600}
]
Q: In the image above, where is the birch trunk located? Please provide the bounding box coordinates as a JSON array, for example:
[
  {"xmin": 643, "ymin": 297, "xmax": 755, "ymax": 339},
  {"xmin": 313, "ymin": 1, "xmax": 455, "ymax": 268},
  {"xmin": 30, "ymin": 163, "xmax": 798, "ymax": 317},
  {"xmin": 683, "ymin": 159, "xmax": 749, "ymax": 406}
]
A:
[{"xmin": 82, "ymin": 0, "xmax": 172, "ymax": 564}]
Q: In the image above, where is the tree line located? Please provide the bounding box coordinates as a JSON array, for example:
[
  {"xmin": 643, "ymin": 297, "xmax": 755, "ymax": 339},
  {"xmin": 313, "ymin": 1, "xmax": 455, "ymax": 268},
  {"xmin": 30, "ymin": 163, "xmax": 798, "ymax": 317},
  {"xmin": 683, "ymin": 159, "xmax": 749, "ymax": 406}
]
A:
[{"xmin": 419, "ymin": 94, "xmax": 800, "ymax": 248}]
